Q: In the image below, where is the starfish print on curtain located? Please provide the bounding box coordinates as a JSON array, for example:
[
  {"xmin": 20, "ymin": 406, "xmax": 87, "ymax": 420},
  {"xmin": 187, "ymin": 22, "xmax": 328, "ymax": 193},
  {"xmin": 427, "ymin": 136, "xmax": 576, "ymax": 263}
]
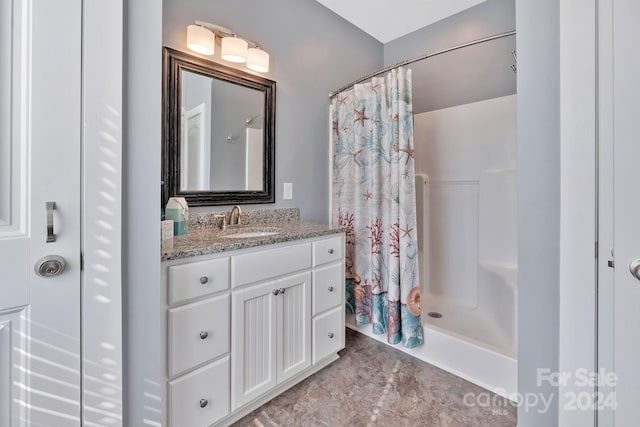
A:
[{"xmin": 331, "ymin": 67, "xmax": 423, "ymax": 348}]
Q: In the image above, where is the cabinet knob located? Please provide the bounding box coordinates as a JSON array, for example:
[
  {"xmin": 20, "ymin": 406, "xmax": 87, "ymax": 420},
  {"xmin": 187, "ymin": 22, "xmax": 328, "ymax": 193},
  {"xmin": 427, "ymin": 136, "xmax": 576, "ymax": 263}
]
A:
[
  {"xmin": 279, "ymin": 287, "xmax": 286, "ymax": 294},
  {"xmin": 328, "ymin": 286, "xmax": 334, "ymax": 292},
  {"xmin": 199, "ymin": 398, "xmax": 208, "ymax": 408},
  {"xmin": 328, "ymin": 332, "xmax": 334, "ymax": 339},
  {"xmin": 199, "ymin": 276, "xmax": 208, "ymax": 284},
  {"xmin": 272, "ymin": 289, "xmax": 280, "ymax": 296},
  {"xmin": 328, "ymin": 248, "xmax": 334, "ymax": 254},
  {"xmin": 199, "ymin": 331, "xmax": 209, "ymax": 340}
]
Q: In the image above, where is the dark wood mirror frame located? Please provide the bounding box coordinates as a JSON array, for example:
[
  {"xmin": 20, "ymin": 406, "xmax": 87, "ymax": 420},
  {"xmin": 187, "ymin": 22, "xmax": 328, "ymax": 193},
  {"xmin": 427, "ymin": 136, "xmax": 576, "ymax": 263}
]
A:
[{"xmin": 162, "ymin": 47, "xmax": 276, "ymax": 207}]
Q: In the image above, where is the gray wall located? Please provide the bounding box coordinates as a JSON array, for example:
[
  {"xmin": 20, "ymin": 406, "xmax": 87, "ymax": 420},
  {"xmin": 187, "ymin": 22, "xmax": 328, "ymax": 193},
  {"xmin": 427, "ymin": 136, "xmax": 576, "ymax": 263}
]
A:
[
  {"xmin": 163, "ymin": 0, "xmax": 382, "ymax": 221},
  {"xmin": 383, "ymin": 0, "xmax": 516, "ymax": 113},
  {"xmin": 123, "ymin": 0, "xmax": 162, "ymax": 425},
  {"xmin": 516, "ymin": 0, "xmax": 560, "ymax": 425}
]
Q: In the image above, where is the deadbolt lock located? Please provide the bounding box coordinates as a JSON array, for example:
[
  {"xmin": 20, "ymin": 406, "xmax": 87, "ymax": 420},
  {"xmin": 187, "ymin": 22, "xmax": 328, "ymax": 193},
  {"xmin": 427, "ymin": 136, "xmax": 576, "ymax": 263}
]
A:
[{"xmin": 34, "ymin": 255, "xmax": 67, "ymax": 278}]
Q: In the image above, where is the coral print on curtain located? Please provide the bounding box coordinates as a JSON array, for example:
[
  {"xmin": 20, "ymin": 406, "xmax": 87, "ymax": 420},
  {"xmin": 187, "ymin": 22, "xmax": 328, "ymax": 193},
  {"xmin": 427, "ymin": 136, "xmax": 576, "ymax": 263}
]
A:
[{"xmin": 331, "ymin": 67, "xmax": 423, "ymax": 348}]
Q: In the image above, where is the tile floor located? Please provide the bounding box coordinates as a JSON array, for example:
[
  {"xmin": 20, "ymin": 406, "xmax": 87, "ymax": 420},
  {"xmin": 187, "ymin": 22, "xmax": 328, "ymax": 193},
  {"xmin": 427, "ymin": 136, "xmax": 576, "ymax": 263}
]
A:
[{"xmin": 233, "ymin": 328, "xmax": 517, "ymax": 427}]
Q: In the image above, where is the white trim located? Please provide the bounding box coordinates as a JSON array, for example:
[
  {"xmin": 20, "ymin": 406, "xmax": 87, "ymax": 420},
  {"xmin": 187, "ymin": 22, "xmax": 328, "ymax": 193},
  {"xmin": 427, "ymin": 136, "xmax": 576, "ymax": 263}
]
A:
[
  {"xmin": 596, "ymin": 0, "xmax": 615, "ymax": 425},
  {"xmin": 82, "ymin": 0, "xmax": 123, "ymax": 425},
  {"xmin": 559, "ymin": 0, "xmax": 598, "ymax": 425}
]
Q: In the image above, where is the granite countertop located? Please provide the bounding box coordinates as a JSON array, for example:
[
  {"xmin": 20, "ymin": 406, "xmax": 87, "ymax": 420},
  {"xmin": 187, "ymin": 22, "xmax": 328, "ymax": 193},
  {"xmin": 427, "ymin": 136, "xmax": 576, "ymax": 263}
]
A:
[{"xmin": 161, "ymin": 220, "xmax": 346, "ymax": 262}]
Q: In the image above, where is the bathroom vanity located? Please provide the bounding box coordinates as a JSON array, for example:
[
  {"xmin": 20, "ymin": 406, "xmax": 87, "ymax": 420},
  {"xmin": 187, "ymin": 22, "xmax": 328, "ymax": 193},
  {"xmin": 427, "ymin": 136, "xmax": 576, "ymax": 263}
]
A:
[{"xmin": 161, "ymin": 217, "xmax": 345, "ymax": 426}]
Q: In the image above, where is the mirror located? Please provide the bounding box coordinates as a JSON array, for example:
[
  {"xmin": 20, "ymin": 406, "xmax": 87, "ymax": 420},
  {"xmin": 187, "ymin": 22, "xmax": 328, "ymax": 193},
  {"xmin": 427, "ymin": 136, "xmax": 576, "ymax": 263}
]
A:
[{"xmin": 162, "ymin": 47, "xmax": 276, "ymax": 206}]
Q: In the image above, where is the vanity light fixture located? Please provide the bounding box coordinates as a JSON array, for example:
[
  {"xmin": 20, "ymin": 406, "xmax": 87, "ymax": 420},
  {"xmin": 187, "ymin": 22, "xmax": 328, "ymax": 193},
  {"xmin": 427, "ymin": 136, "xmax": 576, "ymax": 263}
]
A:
[
  {"xmin": 186, "ymin": 24, "xmax": 215, "ymax": 55},
  {"xmin": 186, "ymin": 21, "xmax": 269, "ymax": 73},
  {"xmin": 247, "ymin": 47, "xmax": 269, "ymax": 73},
  {"xmin": 221, "ymin": 35, "xmax": 248, "ymax": 63}
]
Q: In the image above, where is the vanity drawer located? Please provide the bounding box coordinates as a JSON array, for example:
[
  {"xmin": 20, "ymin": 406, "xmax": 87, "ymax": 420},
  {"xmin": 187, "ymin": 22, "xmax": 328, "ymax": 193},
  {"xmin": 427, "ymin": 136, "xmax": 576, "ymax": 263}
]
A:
[
  {"xmin": 168, "ymin": 294, "xmax": 229, "ymax": 377},
  {"xmin": 169, "ymin": 356, "xmax": 230, "ymax": 427},
  {"xmin": 312, "ymin": 263, "xmax": 343, "ymax": 315},
  {"xmin": 312, "ymin": 235, "xmax": 343, "ymax": 266},
  {"xmin": 169, "ymin": 257, "xmax": 229, "ymax": 305},
  {"xmin": 231, "ymin": 242, "xmax": 311, "ymax": 287},
  {"xmin": 312, "ymin": 306, "xmax": 344, "ymax": 363}
]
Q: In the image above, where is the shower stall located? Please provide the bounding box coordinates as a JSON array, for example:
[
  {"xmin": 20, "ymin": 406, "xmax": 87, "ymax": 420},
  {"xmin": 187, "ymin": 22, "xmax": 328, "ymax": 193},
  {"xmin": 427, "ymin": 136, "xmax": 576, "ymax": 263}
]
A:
[{"xmin": 346, "ymin": 94, "xmax": 517, "ymax": 397}]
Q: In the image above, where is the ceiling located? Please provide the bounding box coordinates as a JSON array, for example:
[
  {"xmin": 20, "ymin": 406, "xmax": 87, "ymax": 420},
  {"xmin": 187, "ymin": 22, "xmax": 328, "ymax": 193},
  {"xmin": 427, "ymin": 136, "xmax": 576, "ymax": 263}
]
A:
[{"xmin": 315, "ymin": 0, "xmax": 488, "ymax": 43}]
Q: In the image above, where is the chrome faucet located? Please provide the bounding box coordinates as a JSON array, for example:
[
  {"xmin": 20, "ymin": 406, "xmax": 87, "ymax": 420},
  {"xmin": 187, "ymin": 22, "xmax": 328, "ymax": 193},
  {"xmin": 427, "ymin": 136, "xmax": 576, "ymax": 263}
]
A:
[{"xmin": 229, "ymin": 205, "xmax": 242, "ymax": 226}]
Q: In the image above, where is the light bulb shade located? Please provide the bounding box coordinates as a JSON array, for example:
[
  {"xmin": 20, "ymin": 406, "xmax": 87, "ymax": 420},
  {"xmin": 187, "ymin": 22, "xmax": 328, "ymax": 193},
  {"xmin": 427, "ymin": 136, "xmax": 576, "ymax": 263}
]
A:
[
  {"xmin": 247, "ymin": 48, "xmax": 270, "ymax": 73},
  {"xmin": 187, "ymin": 25, "xmax": 215, "ymax": 55},
  {"xmin": 221, "ymin": 36, "xmax": 248, "ymax": 63}
]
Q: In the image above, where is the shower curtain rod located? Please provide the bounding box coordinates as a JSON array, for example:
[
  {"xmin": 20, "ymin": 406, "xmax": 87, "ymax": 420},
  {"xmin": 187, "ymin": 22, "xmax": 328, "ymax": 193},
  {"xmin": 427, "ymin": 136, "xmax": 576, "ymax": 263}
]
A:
[{"xmin": 328, "ymin": 30, "xmax": 516, "ymax": 99}]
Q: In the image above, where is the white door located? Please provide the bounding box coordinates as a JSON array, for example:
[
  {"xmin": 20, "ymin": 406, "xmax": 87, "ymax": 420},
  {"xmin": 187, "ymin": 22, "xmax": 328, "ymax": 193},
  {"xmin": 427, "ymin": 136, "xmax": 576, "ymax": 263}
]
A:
[
  {"xmin": 181, "ymin": 103, "xmax": 210, "ymax": 190},
  {"xmin": 0, "ymin": 1, "xmax": 82, "ymax": 425},
  {"xmin": 612, "ymin": 0, "xmax": 640, "ymax": 423}
]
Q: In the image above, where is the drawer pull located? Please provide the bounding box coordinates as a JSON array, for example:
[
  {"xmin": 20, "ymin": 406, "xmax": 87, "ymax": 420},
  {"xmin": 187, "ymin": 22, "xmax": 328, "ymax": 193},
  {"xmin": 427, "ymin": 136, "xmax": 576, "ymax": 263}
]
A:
[
  {"xmin": 279, "ymin": 287, "xmax": 286, "ymax": 295},
  {"xmin": 199, "ymin": 398, "xmax": 208, "ymax": 408},
  {"xmin": 272, "ymin": 289, "xmax": 280, "ymax": 296},
  {"xmin": 199, "ymin": 331, "xmax": 209, "ymax": 340},
  {"xmin": 328, "ymin": 286, "xmax": 334, "ymax": 292},
  {"xmin": 199, "ymin": 276, "xmax": 209, "ymax": 284},
  {"xmin": 328, "ymin": 248, "xmax": 334, "ymax": 254},
  {"xmin": 328, "ymin": 332, "xmax": 334, "ymax": 339}
]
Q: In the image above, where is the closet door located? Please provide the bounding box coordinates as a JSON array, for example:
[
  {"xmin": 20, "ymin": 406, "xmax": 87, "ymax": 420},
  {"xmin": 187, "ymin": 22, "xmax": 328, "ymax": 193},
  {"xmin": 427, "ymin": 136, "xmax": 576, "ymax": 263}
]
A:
[
  {"xmin": 612, "ymin": 0, "xmax": 640, "ymax": 423},
  {"xmin": 0, "ymin": 0, "xmax": 82, "ymax": 425}
]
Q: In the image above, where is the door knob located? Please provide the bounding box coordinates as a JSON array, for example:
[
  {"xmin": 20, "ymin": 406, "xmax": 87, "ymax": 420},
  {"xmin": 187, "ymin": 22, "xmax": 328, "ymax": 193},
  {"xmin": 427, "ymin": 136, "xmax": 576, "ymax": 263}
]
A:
[
  {"xmin": 34, "ymin": 255, "xmax": 66, "ymax": 277},
  {"xmin": 630, "ymin": 259, "xmax": 640, "ymax": 281}
]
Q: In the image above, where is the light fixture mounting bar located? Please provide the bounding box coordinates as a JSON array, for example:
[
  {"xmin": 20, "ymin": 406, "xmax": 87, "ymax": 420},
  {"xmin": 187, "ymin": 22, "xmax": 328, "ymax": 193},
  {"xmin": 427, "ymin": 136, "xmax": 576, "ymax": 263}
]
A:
[{"xmin": 194, "ymin": 21, "xmax": 260, "ymax": 48}]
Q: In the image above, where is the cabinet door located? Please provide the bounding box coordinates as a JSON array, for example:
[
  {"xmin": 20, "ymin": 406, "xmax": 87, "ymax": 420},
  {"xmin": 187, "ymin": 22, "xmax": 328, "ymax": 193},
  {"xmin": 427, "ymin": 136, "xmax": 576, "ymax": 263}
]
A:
[
  {"xmin": 277, "ymin": 271, "xmax": 312, "ymax": 383},
  {"xmin": 231, "ymin": 280, "xmax": 278, "ymax": 410}
]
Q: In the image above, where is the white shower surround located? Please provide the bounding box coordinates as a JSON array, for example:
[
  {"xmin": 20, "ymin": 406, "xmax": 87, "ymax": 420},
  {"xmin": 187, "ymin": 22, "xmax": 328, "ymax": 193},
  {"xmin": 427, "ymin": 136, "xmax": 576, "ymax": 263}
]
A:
[{"xmin": 347, "ymin": 95, "xmax": 518, "ymax": 398}]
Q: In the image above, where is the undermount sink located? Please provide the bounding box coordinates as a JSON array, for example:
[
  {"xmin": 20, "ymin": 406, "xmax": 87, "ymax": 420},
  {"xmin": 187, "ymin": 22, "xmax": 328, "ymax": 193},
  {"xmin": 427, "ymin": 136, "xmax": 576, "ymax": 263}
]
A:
[{"xmin": 220, "ymin": 227, "xmax": 282, "ymax": 239}]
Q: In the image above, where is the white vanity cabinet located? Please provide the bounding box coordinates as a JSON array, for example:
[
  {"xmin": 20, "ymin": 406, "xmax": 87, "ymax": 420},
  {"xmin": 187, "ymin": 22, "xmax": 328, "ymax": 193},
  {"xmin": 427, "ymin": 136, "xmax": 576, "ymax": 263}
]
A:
[
  {"xmin": 165, "ymin": 256, "xmax": 232, "ymax": 427},
  {"xmin": 161, "ymin": 232, "xmax": 345, "ymax": 427},
  {"xmin": 311, "ymin": 235, "xmax": 345, "ymax": 363},
  {"xmin": 231, "ymin": 270, "xmax": 311, "ymax": 409}
]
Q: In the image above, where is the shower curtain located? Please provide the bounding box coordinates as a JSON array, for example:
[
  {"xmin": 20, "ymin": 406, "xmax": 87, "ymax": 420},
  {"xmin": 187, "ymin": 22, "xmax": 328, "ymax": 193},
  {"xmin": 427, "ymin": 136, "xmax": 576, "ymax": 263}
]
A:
[{"xmin": 331, "ymin": 67, "xmax": 423, "ymax": 348}]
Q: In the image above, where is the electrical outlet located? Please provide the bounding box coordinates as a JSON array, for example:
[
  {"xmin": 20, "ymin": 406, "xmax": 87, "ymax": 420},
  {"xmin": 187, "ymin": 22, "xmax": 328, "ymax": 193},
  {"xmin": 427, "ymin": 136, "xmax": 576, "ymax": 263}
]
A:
[{"xmin": 283, "ymin": 182, "xmax": 293, "ymax": 200}]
